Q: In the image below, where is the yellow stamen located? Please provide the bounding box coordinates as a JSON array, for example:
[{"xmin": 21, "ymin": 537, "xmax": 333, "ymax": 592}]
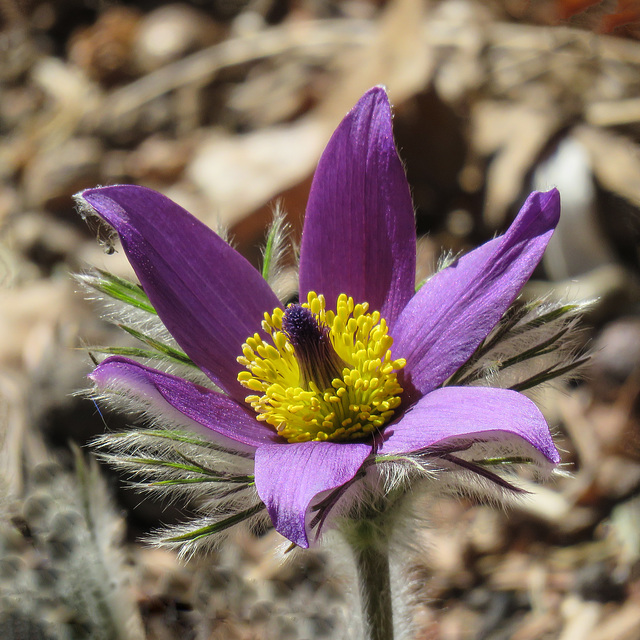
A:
[{"xmin": 237, "ymin": 292, "xmax": 405, "ymax": 443}]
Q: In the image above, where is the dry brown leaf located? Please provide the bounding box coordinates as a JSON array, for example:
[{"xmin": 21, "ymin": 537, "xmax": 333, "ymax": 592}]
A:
[
  {"xmin": 190, "ymin": 0, "xmax": 434, "ymax": 228},
  {"xmin": 472, "ymin": 100, "xmax": 560, "ymax": 227},
  {"xmin": 574, "ymin": 124, "xmax": 640, "ymax": 208}
]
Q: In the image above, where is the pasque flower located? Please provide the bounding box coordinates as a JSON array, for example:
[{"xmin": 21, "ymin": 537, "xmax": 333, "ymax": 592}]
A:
[{"xmin": 79, "ymin": 87, "xmax": 563, "ymax": 551}]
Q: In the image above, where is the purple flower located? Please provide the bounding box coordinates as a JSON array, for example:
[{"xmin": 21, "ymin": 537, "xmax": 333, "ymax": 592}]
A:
[{"xmin": 80, "ymin": 87, "xmax": 561, "ymax": 549}]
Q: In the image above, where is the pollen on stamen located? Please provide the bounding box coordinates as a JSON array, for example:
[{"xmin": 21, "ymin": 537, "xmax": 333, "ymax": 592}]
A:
[{"xmin": 237, "ymin": 292, "xmax": 405, "ymax": 443}]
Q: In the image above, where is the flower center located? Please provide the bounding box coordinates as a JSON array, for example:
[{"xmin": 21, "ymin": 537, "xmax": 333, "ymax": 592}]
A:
[{"xmin": 237, "ymin": 292, "xmax": 406, "ymax": 443}]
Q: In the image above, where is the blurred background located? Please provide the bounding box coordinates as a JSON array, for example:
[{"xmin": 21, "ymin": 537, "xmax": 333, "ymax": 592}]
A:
[{"xmin": 2, "ymin": 0, "xmax": 640, "ymax": 638}]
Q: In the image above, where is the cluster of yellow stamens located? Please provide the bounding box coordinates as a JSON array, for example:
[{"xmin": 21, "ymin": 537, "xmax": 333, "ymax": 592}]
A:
[{"xmin": 237, "ymin": 292, "xmax": 406, "ymax": 443}]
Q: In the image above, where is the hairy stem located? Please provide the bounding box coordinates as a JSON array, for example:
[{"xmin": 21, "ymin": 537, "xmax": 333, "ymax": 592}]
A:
[
  {"xmin": 340, "ymin": 493, "xmax": 407, "ymax": 639},
  {"xmin": 351, "ymin": 537, "xmax": 394, "ymax": 640}
]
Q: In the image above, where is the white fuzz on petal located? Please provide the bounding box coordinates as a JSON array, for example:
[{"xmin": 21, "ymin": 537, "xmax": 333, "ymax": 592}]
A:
[
  {"xmin": 261, "ymin": 203, "xmax": 292, "ymax": 287},
  {"xmin": 87, "ymin": 376, "xmax": 252, "ymax": 458},
  {"xmin": 75, "ymin": 271, "xmax": 217, "ymax": 388},
  {"xmin": 93, "ymin": 424, "xmax": 261, "ymax": 559},
  {"xmin": 146, "ymin": 506, "xmax": 271, "ymax": 561},
  {"xmin": 75, "ymin": 195, "xmax": 119, "ymax": 255},
  {"xmin": 447, "ymin": 297, "xmax": 590, "ymax": 395}
]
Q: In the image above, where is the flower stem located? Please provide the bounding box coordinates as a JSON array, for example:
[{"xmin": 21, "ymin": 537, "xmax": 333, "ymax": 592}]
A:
[{"xmin": 352, "ymin": 541, "xmax": 394, "ymax": 640}]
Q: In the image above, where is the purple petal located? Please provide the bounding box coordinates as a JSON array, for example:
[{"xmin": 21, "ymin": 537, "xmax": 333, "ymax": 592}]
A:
[
  {"xmin": 298, "ymin": 87, "xmax": 416, "ymax": 325},
  {"xmin": 80, "ymin": 186, "xmax": 281, "ymax": 401},
  {"xmin": 379, "ymin": 386, "xmax": 560, "ymax": 464},
  {"xmin": 394, "ymin": 190, "xmax": 560, "ymax": 395},
  {"xmin": 90, "ymin": 356, "xmax": 279, "ymax": 450},
  {"xmin": 255, "ymin": 441, "xmax": 371, "ymax": 548}
]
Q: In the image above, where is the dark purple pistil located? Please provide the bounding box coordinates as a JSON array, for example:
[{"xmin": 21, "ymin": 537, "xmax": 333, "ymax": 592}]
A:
[{"xmin": 282, "ymin": 304, "xmax": 347, "ymax": 389}]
